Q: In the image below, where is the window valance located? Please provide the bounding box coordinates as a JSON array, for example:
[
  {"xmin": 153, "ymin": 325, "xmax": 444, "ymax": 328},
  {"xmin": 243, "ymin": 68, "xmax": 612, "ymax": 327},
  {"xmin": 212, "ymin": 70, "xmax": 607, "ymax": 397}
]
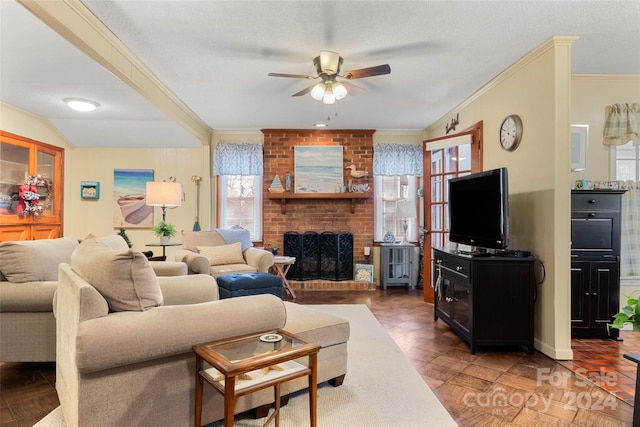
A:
[
  {"xmin": 373, "ymin": 143, "xmax": 423, "ymax": 176},
  {"xmin": 213, "ymin": 142, "xmax": 263, "ymax": 176},
  {"xmin": 603, "ymin": 103, "xmax": 640, "ymax": 146}
]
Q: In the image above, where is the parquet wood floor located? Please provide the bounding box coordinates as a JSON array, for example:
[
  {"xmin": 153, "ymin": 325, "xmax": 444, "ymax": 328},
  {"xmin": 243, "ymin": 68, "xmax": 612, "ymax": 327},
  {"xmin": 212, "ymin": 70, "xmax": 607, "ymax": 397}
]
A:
[{"xmin": 1, "ymin": 288, "xmax": 637, "ymax": 426}]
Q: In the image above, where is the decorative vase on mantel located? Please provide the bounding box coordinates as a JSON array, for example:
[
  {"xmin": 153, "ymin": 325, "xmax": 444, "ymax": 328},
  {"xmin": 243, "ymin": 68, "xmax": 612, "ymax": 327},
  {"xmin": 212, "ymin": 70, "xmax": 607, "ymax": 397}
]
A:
[{"xmin": 160, "ymin": 236, "xmax": 171, "ymax": 245}]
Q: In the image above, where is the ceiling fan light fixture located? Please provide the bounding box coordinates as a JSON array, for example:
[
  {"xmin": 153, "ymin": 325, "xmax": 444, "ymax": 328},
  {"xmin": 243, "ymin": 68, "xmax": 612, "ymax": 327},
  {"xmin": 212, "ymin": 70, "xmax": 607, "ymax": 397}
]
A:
[
  {"xmin": 322, "ymin": 85, "xmax": 335, "ymax": 104},
  {"xmin": 63, "ymin": 97, "xmax": 99, "ymax": 112},
  {"xmin": 319, "ymin": 50, "xmax": 341, "ymax": 75},
  {"xmin": 333, "ymin": 82, "xmax": 348, "ymax": 100},
  {"xmin": 310, "ymin": 83, "xmax": 325, "ymax": 101}
]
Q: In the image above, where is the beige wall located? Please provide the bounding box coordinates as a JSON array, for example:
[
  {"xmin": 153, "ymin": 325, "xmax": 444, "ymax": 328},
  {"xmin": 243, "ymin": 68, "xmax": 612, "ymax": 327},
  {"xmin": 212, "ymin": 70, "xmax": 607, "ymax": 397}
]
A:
[
  {"xmin": 571, "ymin": 75, "xmax": 640, "ymax": 184},
  {"xmin": 423, "ymin": 37, "xmax": 577, "ymax": 360},
  {"xmin": 0, "ymin": 102, "xmax": 211, "ymax": 261}
]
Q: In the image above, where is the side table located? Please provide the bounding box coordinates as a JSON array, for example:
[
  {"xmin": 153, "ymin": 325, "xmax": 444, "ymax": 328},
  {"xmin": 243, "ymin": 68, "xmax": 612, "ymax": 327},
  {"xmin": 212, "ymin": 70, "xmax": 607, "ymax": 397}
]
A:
[
  {"xmin": 271, "ymin": 256, "xmax": 296, "ymax": 298},
  {"xmin": 145, "ymin": 242, "xmax": 181, "ymax": 261},
  {"xmin": 193, "ymin": 330, "xmax": 319, "ymax": 427}
]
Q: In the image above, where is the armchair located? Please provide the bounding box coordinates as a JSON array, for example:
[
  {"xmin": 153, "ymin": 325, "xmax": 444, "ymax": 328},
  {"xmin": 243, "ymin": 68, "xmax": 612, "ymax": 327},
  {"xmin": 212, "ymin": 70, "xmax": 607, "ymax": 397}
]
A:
[{"xmin": 175, "ymin": 229, "xmax": 274, "ymax": 278}]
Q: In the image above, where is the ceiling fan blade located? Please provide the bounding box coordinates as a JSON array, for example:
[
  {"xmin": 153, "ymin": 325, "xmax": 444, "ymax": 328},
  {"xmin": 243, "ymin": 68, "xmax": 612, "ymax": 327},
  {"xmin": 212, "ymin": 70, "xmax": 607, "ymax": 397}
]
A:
[
  {"xmin": 342, "ymin": 64, "xmax": 391, "ymax": 80},
  {"xmin": 340, "ymin": 80, "xmax": 365, "ymax": 96},
  {"xmin": 292, "ymin": 83, "xmax": 317, "ymax": 97},
  {"xmin": 268, "ymin": 72, "xmax": 316, "ymax": 79}
]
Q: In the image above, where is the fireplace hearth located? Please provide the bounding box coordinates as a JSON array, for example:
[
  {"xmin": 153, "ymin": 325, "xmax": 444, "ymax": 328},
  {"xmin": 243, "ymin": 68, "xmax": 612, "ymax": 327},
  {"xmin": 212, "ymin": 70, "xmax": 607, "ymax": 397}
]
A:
[{"xmin": 283, "ymin": 231, "xmax": 353, "ymax": 281}]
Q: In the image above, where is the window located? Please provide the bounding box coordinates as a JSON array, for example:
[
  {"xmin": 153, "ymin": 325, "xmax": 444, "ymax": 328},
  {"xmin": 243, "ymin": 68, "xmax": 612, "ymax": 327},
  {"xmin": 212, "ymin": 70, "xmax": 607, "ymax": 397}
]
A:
[
  {"xmin": 374, "ymin": 175, "xmax": 418, "ymax": 242},
  {"xmin": 213, "ymin": 142, "xmax": 264, "ymax": 241},
  {"xmin": 218, "ymin": 175, "xmax": 262, "ymax": 240},
  {"xmin": 612, "ymin": 140, "xmax": 639, "ymax": 181}
]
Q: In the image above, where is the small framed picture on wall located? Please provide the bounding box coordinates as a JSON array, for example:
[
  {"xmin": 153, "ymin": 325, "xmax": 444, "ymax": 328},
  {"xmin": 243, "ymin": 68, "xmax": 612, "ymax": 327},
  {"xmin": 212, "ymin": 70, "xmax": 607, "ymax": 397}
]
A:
[{"xmin": 80, "ymin": 181, "xmax": 100, "ymax": 199}]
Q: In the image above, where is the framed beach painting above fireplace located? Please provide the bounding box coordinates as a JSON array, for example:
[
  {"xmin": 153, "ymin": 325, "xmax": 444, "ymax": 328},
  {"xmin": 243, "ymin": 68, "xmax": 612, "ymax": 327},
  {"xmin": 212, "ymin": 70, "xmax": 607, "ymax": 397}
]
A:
[{"xmin": 294, "ymin": 146, "xmax": 343, "ymax": 193}]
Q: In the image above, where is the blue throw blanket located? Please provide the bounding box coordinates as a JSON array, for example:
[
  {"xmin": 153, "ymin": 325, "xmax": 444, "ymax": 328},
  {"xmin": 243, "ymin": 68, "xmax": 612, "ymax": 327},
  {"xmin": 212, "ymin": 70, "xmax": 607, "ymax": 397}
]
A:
[{"xmin": 215, "ymin": 228, "xmax": 253, "ymax": 251}]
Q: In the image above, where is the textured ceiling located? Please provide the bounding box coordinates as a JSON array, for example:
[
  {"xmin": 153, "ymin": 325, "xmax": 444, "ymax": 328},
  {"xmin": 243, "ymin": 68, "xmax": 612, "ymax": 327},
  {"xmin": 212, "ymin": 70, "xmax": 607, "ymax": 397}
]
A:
[{"xmin": 1, "ymin": 0, "xmax": 639, "ymax": 148}]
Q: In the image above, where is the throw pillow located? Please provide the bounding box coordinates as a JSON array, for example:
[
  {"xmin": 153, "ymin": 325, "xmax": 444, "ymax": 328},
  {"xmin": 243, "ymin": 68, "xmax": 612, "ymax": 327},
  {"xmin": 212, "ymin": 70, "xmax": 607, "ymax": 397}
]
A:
[
  {"xmin": 71, "ymin": 236, "xmax": 163, "ymax": 312},
  {"xmin": 197, "ymin": 242, "xmax": 245, "ymax": 266},
  {"xmin": 0, "ymin": 237, "xmax": 79, "ymax": 283},
  {"xmin": 181, "ymin": 230, "xmax": 227, "ymax": 252}
]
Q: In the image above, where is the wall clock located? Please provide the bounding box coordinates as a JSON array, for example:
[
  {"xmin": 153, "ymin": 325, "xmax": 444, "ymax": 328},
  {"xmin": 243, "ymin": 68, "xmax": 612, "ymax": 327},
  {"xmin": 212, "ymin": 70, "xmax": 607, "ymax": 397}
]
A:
[{"xmin": 499, "ymin": 115, "xmax": 523, "ymax": 151}]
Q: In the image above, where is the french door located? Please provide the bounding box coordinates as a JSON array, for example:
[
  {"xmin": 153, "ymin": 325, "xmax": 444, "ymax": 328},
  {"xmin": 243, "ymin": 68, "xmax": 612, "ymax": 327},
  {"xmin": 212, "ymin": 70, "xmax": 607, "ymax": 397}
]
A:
[{"xmin": 423, "ymin": 122, "xmax": 483, "ymax": 302}]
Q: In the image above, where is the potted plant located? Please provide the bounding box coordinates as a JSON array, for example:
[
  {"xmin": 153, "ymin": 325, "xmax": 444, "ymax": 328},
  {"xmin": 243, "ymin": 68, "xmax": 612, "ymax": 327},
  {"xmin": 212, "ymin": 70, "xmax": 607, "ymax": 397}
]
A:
[
  {"xmin": 152, "ymin": 220, "xmax": 177, "ymax": 245},
  {"xmin": 118, "ymin": 227, "xmax": 133, "ymax": 248},
  {"xmin": 608, "ymin": 291, "xmax": 640, "ymax": 333}
]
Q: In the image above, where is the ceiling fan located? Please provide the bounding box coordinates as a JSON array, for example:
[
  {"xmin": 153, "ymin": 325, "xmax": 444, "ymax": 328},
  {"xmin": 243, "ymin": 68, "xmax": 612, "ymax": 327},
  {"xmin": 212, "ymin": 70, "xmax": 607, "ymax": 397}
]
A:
[{"xmin": 268, "ymin": 51, "xmax": 391, "ymax": 104}]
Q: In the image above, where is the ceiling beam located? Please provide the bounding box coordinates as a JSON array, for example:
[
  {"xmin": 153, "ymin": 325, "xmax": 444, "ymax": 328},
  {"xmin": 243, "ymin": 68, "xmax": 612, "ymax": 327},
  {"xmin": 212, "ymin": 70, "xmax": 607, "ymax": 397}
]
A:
[{"xmin": 18, "ymin": 0, "xmax": 212, "ymax": 146}]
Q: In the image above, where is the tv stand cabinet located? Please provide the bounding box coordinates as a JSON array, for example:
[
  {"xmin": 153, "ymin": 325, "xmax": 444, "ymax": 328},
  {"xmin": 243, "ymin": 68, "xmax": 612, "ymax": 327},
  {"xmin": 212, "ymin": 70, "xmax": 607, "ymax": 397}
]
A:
[{"xmin": 433, "ymin": 247, "xmax": 536, "ymax": 354}]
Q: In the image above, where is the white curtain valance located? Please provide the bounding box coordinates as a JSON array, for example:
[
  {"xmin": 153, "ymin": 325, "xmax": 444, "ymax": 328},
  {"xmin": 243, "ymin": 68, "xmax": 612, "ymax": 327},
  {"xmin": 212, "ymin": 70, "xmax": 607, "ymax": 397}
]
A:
[
  {"xmin": 213, "ymin": 142, "xmax": 263, "ymax": 176},
  {"xmin": 603, "ymin": 103, "xmax": 640, "ymax": 146},
  {"xmin": 373, "ymin": 143, "xmax": 423, "ymax": 176}
]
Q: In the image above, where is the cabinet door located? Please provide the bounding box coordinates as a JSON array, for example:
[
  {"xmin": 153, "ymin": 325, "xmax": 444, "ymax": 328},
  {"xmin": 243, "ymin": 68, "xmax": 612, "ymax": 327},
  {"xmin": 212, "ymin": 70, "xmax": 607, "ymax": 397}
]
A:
[
  {"xmin": 570, "ymin": 261, "xmax": 590, "ymax": 327},
  {"xmin": 436, "ymin": 273, "xmax": 452, "ymax": 320},
  {"xmin": 451, "ymin": 282, "xmax": 471, "ymax": 333},
  {"xmin": 0, "ymin": 132, "xmax": 64, "ymax": 241},
  {"xmin": 590, "ymin": 261, "xmax": 619, "ymax": 327}
]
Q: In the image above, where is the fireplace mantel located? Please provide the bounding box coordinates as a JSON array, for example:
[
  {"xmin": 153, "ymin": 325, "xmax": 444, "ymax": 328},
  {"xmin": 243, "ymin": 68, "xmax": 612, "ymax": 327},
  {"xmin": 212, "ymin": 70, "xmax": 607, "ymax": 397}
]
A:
[{"xmin": 266, "ymin": 192, "xmax": 369, "ymax": 214}]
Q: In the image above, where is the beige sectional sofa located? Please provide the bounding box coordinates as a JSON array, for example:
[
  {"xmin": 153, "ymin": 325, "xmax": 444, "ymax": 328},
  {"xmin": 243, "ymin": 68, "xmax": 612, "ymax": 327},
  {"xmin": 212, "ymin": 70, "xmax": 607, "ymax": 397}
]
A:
[
  {"xmin": 55, "ymin": 236, "xmax": 349, "ymax": 426},
  {"xmin": 0, "ymin": 235, "xmax": 187, "ymax": 362},
  {"xmin": 175, "ymin": 229, "xmax": 274, "ymax": 278}
]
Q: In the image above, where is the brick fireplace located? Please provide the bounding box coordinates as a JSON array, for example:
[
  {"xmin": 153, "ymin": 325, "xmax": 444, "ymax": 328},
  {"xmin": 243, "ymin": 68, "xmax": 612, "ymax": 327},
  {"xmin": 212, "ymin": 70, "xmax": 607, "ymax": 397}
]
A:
[{"xmin": 262, "ymin": 129, "xmax": 375, "ymax": 289}]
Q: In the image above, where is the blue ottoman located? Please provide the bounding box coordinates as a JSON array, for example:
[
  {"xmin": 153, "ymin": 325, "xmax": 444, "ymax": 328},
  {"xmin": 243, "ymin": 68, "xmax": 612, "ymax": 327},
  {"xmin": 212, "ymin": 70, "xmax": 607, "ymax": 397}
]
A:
[{"xmin": 217, "ymin": 272, "xmax": 284, "ymax": 299}]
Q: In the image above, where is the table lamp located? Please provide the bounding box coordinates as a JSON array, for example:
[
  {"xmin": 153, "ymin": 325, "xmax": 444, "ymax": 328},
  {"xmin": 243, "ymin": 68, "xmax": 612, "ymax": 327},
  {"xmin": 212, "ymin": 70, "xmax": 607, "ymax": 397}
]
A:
[
  {"xmin": 146, "ymin": 181, "xmax": 182, "ymax": 222},
  {"xmin": 395, "ymin": 200, "xmax": 416, "ymax": 245}
]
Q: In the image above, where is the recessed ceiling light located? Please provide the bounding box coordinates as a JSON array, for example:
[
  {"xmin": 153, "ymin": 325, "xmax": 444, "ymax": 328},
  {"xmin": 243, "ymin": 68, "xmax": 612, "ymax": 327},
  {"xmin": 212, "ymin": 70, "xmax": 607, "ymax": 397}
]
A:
[
  {"xmin": 63, "ymin": 98, "xmax": 99, "ymax": 112},
  {"xmin": 314, "ymin": 123, "xmax": 327, "ymax": 128}
]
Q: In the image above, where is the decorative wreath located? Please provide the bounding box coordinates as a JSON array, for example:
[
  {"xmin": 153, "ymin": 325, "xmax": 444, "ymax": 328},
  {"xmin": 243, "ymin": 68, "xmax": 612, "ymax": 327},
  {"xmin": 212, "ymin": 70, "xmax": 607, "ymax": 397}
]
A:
[{"xmin": 17, "ymin": 174, "xmax": 51, "ymax": 217}]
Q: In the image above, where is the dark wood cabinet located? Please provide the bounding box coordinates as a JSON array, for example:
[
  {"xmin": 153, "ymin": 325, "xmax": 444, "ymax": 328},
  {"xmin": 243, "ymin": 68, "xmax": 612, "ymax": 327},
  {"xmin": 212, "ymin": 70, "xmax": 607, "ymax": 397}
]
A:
[
  {"xmin": 570, "ymin": 190, "xmax": 625, "ymax": 339},
  {"xmin": 433, "ymin": 247, "xmax": 536, "ymax": 354}
]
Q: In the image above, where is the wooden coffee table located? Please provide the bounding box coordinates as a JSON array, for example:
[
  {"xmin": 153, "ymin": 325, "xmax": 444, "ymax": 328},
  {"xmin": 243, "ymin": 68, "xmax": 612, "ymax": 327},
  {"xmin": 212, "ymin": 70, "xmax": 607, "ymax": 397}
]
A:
[{"xmin": 193, "ymin": 329, "xmax": 320, "ymax": 427}]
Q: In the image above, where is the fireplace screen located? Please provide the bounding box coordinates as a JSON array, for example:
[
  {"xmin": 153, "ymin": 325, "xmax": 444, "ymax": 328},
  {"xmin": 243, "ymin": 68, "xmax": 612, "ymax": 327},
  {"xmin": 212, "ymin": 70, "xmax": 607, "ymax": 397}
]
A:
[{"xmin": 283, "ymin": 231, "xmax": 353, "ymax": 281}]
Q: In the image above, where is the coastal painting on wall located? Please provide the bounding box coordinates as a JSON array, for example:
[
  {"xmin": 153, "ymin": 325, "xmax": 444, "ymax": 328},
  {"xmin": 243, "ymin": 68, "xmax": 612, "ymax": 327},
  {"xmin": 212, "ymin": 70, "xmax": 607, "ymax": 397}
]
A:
[
  {"xmin": 113, "ymin": 169, "xmax": 154, "ymax": 228},
  {"xmin": 294, "ymin": 146, "xmax": 343, "ymax": 193}
]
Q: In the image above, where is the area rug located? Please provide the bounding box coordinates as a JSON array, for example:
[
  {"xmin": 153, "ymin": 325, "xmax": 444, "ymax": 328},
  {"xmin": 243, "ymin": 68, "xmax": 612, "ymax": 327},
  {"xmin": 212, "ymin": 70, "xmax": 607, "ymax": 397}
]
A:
[{"xmin": 35, "ymin": 304, "xmax": 457, "ymax": 426}]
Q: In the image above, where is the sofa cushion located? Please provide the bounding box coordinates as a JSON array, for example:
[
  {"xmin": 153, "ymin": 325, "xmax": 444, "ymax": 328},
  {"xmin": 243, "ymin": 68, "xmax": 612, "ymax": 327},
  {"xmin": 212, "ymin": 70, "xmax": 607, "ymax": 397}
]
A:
[
  {"xmin": 0, "ymin": 281, "xmax": 58, "ymax": 311},
  {"xmin": 0, "ymin": 237, "xmax": 79, "ymax": 283},
  {"xmin": 181, "ymin": 230, "xmax": 227, "ymax": 252},
  {"xmin": 70, "ymin": 236, "xmax": 163, "ymax": 312},
  {"xmin": 197, "ymin": 242, "xmax": 245, "ymax": 266},
  {"xmin": 282, "ymin": 302, "xmax": 350, "ymax": 348}
]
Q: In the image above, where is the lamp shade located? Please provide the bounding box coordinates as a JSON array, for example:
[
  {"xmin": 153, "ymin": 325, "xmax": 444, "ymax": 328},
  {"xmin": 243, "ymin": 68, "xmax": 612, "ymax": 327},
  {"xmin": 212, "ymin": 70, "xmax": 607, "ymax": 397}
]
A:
[
  {"xmin": 146, "ymin": 182, "xmax": 182, "ymax": 207},
  {"xmin": 396, "ymin": 200, "xmax": 416, "ymax": 219}
]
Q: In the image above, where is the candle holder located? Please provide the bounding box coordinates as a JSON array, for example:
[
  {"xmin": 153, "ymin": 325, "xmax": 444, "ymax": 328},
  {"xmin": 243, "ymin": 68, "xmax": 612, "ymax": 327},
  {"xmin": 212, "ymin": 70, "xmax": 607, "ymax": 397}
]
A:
[{"xmin": 364, "ymin": 254, "xmax": 370, "ymax": 264}]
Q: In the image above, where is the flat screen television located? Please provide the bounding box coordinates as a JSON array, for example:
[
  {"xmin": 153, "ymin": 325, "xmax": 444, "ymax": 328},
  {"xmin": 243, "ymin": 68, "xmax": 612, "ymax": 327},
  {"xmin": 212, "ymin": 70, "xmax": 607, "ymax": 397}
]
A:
[{"xmin": 448, "ymin": 167, "xmax": 510, "ymax": 251}]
